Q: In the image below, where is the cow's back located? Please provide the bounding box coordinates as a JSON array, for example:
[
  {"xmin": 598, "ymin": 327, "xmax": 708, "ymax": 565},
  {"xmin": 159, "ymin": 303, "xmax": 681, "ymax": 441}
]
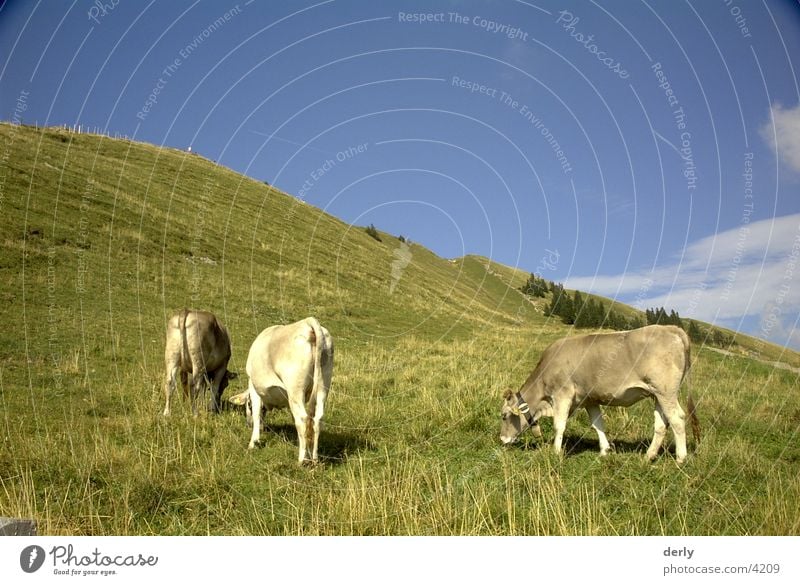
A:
[
  {"xmin": 536, "ymin": 325, "xmax": 688, "ymax": 397},
  {"xmin": 624, "ymin": 325, "xmax": 688, "ymax": 382},
  {"xmin": 246, "ymin": 321, "xmax": 317, "ymax": 404},
  {"xmin": 165, "ymin": 309, "xmax": 231, "ymax": 373}
]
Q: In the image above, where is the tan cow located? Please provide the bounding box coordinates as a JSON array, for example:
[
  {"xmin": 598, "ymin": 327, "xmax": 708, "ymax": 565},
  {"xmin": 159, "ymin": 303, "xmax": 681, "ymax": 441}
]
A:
[
  {"xmin": 163, "ymin": 309, "xmax": 237, "ymax": 416},
  {"xmin": 229, "ymin": 317, "xmax": 333, "ymax": 464},
  {"xmin": 500, "ymin": 325, "xmax": 700, "ymax": 463}
]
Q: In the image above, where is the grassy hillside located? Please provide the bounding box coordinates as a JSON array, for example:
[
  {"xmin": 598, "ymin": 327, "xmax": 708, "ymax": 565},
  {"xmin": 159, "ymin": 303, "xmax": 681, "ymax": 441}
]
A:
[{"xmin": 1, "ymin": 123, "xmax": 799, "ymax": 535}]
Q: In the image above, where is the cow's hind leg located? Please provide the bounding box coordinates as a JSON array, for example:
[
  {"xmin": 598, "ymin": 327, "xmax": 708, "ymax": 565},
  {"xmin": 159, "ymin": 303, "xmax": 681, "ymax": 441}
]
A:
[
  {"xmin": 163, "ymin": 367, "xmax": 179, "ymax": 416},
  {"xmin": 180, "ymin": 371, "xmax": 189, "ymax": 399},
  {"xmin": 286, "ymin": 389, "xmax": 311, "ymax": 465},
  {"xmin": 308, "ymin": 392, "xmax": 327, "ymax": 464},
  {"xmin": 248, "ymin": 386, "xmax": 262, "ymax": 449},
  {"xmin": 646, "ymin": 402, "xmax": 668, "ymax": 461},
  {"xmin": 656, "ymin": 396, "xmax": 687, "ymax": 464},
  {"xmin": 188, "ymin": 371, "xmax": 205, "ymax": 417},
  {"xmin": 586, "ymin": 405, "xmax": 612, "ymax": 456},
  {"xmin": 289, "ymin": 402, "xmax": 310, "ymax": 465}
]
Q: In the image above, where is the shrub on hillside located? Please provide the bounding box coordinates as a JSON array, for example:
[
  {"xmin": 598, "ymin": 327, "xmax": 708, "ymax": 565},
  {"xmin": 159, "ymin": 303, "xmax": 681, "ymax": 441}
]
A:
[{"xmin": 365, "ymin": 224, "xmax": 382, "ymax": 242}]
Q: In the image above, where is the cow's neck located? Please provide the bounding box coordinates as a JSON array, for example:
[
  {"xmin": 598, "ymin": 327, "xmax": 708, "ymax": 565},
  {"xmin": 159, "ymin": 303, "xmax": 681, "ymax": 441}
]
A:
[{"xmin": 514, "ymin": 390, "xmax": 537, "ymax": 428}]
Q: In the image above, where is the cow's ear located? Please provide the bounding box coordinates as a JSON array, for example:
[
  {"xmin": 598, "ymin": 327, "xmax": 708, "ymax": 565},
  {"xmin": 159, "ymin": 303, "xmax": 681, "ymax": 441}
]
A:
[
  {"xmin": 228, "ymin": 391, "xmax": 248, "ymax": 406},
  {"xmin": 226, "ymin": 371, "xmax": 239, "ymax": 380},
  {"xmin": 502, "ymin": 388, "xmax": 513, "ymax": 400}
]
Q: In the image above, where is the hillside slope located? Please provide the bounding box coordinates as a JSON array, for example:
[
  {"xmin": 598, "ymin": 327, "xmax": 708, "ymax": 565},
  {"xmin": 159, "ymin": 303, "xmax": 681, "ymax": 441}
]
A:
[
  {"xmin": 0, "ymin": 123, "xmax": 543, "ymax": 382},
  {"xmin": 1, "ymin": 123, "xmax": 799, "ymax": 536}
]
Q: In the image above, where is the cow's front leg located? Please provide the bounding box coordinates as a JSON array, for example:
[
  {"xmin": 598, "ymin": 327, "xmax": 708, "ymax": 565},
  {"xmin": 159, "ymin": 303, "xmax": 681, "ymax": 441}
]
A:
[
  {"xmin": 551, "ymin": 399, "xmax": 571, "ymax": 456},
  {"xmin": 586, "ymin": 404, "xmax": 612, "ymax": 456},
  {"xmin": 248, "ymin": 388, "xmax": 262, "ymax": 449}
]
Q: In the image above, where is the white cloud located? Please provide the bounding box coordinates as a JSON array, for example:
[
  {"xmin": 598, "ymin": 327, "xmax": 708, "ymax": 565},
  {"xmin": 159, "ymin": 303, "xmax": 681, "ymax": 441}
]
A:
[
  {"xmin": 564, "ymin": 213, "xmax": 800, "ymax": 347},
  {"xmin": 760, "ymin": 103, "xmax": 800, "ymax": 173}
]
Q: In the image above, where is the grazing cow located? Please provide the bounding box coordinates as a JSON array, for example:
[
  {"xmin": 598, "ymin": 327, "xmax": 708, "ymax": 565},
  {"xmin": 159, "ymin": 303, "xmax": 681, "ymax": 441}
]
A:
[
  {"xmin": 500, "ymin": 325, "xmax": 700, "ymax": 463},
  {"xmin": 229, "ymin": 317, "xmax": 333, "ymax": 464},
  {"xmin": 163, "ymin": 309, "xmax": 237, "ymax": 416}
]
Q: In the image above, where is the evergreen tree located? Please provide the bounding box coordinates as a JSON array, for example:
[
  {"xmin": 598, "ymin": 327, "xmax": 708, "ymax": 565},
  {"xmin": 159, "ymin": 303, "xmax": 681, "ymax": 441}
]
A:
[
  {"xmin": 570, "ymin": 290, "xmax": 584, "ymax": 326},
  {"xmin": 561, "ymin": 294, "xmax": 575, "ymax": 324},
  {"xmin": 521, "ymin": 273, "xmax": 548, "ymax": 298},
  {"xmin": 688, "ymin": 320, "xmax": 703, "ymax": 343},
  {"xmin": 545, "ymin": 283, "xmax": 565, "ymax": 317},
  {"xmin": 582, "ymin": 298, "xmax": 601, "ymax": 328}
]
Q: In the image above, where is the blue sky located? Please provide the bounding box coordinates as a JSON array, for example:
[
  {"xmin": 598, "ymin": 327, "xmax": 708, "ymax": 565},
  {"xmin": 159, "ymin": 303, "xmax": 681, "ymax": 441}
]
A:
[{"xmin": 2, "ymin": 0, "xmax": 799, "ymax": 348}]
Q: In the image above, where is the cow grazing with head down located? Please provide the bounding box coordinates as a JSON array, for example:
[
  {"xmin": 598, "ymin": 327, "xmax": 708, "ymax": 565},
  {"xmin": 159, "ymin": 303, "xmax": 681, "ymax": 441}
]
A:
[
  {"xmin": 229, "ymin": 317, "xmax": 333, "ymax": 465},
  {"xmin": 500, "ymin": 325, "xmax": 700, "ymax": 463},
  {"xmin": 163, "ymin": 309, "xmax": 237, "ymax": 416}
]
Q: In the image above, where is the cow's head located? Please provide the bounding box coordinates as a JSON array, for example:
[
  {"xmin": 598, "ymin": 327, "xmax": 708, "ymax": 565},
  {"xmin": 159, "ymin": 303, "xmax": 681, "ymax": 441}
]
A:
[
  {"xmin": 500, "ymin": 388, "xmax": 541, "ymax": 444},
  {"xmin": 227, "ymin": 388, "xmax": 258, "ymax": 425},
  {"xmin": 220, "ymin": 370, "xmax": 238, "ymax": 393}
]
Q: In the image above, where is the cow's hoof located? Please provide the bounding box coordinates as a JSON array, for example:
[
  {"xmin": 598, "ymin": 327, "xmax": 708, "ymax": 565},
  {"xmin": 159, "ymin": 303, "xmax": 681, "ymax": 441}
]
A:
[{"xmin": 248, "ymin": 442, "xmax": 256, "ymax": 450}]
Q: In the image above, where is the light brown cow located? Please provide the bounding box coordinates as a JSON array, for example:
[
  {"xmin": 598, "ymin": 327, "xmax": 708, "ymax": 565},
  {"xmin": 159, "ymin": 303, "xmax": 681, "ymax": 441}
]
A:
[
  {"xmin": 500, "ymin": 325, "xmax": 700, "ymax": 463},
  {"xmin": 163, "ymin": 309, "xmax": 237, "ymax": 416},
  {"xmin": 229, "ymin": 317, "xmax": 333, "ymax": 464}
]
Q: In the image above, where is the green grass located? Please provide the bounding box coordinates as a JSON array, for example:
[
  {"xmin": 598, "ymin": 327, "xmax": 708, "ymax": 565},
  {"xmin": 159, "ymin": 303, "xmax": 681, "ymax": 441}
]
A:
[{"xmin": 1, "ymin": 123, "xmax": 799, "ymax": 535}]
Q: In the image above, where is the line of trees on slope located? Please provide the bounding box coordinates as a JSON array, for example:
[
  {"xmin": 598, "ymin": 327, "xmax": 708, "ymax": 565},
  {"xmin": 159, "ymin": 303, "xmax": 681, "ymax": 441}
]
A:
[{"xmin": 521, "ymin": 273, "xmax": 735, "ymax": 348}]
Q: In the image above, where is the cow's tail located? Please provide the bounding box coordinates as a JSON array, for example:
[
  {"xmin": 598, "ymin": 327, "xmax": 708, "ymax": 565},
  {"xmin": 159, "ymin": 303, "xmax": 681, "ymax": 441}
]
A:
[
  {"xmin": 682, "ymin": 331, "xmax": 701, "ymax": 445},
  {"xmin": 305, "ymin": 317, "xmax": 325, "ymax": 445},
  {"xmin": 179, "ymin": 308, "xmax": 190, "ymax": 396}
]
